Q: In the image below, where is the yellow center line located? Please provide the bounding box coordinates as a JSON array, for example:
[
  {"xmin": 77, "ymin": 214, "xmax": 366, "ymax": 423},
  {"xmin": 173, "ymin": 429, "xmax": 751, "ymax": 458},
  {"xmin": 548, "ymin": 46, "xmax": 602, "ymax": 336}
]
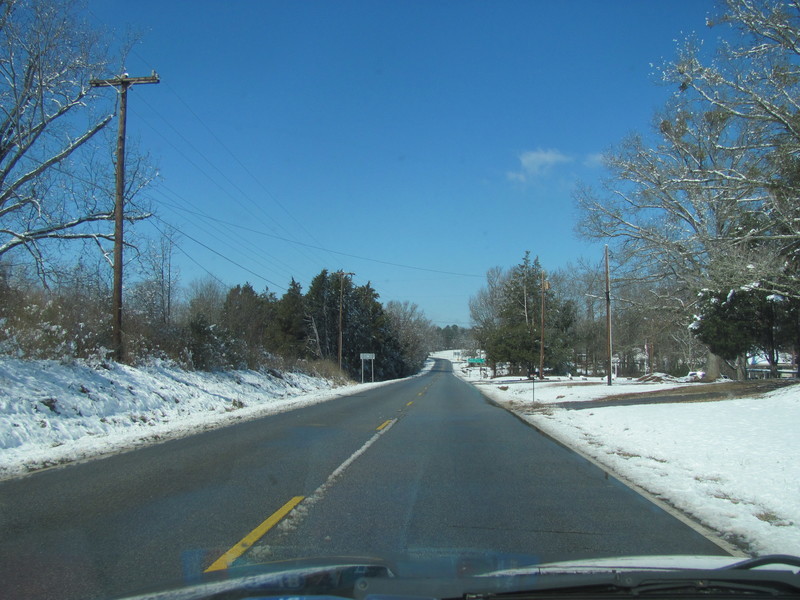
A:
[
  {"xmin": 376, "ymin": 419, "xmax": 393, "ymax": 431},
  {"xmin": 205, "ymin": 495, "xmax": 304, "ymax": 572}
]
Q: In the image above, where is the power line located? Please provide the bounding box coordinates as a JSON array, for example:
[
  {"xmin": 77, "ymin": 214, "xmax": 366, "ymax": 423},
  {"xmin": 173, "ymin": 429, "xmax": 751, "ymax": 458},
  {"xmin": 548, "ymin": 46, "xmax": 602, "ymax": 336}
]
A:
[
  {"xmin": 20, "ymin": 146, "xmax": 305, "ymax": 293},
  {"xmin": 30, "ymin": 156, "xmax": 295, "ymax": 292},
  {"xmin": 155, "ymin": 82, "xmax": 325, "ymax": 246},
  {"xmin": 75, "ymin": 11, "xmax": 481, "ymax": 309},
  {"xmin": 127, "ymin": 102, "xmax": 329, "ymax": 272},
  {"xmin": 152, "ymin": 214, "xmax": 286, "ymax": 291},
  {"xmin": 156, "ymin": 192, "xmax": 483, "ymax": 278},
  {"xmin": 85, "ymin": 7, "xmax": 325, "ymax": 261},
  {"xmin": 149, "ymin": 218, "xmax": 226, "ymax": 287},
  {"xmin": 155, "ymin": 187, "xmax": 297, "ymax": 283}
]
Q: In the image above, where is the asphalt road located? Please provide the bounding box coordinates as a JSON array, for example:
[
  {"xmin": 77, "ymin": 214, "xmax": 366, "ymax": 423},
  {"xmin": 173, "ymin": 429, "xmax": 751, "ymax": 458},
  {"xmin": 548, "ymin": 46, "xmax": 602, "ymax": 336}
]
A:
[{"xmin": 0, "ymin": 359, "xmax": 730, "ymax": 599}]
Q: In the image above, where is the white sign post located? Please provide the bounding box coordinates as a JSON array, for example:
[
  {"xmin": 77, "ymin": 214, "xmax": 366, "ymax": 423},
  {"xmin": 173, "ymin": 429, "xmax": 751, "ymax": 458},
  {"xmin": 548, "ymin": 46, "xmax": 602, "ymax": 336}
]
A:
[{"xmin": 360, "ymin": 353, "xmax": 376, "ymax": 383}]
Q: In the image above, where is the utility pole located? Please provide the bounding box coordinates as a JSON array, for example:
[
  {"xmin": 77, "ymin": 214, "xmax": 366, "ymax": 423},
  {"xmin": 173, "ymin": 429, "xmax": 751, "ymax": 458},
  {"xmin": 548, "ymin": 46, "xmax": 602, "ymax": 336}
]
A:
[
  {"xmin": 605, "ymin": 245, "xmax": 613, "ymax": 386},
  {"xmin": 91, "ymin": 71, "xmax": 160, "ymax": 362},
  {"xmin": 539, "ymin": 269, "xmax": 549, "ymax": 380},
  {"xmin": 337, "ymin": 271, "xmax": 355, "ymax": 371}
]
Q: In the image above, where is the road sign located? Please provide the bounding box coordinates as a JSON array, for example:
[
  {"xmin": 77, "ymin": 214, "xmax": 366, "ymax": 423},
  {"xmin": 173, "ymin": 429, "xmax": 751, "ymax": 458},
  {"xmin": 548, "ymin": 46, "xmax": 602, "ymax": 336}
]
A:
[
  {"xmin": 468, "ymin": 358, "xmax": 485, "ymax": 364},
  {"xmin": 360, "ymin": 353, "xmax": 375, "ymax": 383}
]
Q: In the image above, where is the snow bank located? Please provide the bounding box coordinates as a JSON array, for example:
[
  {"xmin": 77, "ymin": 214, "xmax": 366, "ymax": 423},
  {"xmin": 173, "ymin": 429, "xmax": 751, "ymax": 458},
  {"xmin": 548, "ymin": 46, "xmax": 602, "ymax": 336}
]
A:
[{"xmin": 435, "ymin": 350, "xmax": 800, "ymax": 557}]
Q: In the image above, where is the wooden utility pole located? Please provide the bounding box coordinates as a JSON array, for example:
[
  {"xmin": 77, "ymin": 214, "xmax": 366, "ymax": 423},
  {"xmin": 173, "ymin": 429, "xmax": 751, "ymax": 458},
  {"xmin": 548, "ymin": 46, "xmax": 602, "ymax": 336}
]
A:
[
  {"xmin": 539, "ymin": 270, "xmax": 549, "ymax": 380},
  {"xmin": 605, "ymin": 245, "xmax": 613, "ymax": 386},
  {"xmin": 90, "ymin": 72, "xmax": 159, "ymax": 362},
  {"xmin": 337, "ymin": 271, "xmax": 355, "ymax": 371}
]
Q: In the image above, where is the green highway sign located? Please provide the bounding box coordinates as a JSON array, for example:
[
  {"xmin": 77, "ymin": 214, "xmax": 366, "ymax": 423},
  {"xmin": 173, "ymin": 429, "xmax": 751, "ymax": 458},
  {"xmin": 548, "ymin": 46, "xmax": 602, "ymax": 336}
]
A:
[{"xmin": 467, "ymin": 358, "xmax": 485, "ymax": 364}]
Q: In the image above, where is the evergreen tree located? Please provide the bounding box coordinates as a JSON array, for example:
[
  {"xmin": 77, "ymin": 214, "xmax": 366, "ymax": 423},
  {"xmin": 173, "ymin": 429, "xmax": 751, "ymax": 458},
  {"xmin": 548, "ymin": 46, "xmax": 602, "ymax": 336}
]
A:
[
  {"xmin": 303, "ymin": 270, "xmax": 426, "ymax": 381},
  {"xmin": 305, "ymin": 270, "xmax": 338, "ymax": 360},
  {"xmin": 274, "ymin": 278, "xmax": 307, "ymax": 359},
  {"xmin": 692, "ymin": 287, "xmax": 795, "ymax": 377},
  {"xmin": 221, "ymin": 283, "xmax": 275, "ymax": 368},
  {"xmin": 494, "ymin": 252, "xmax": 543, "ymax": 375},
  {"xmin": 471, "ymin": 252, "xmax": 578, "ymax": 376}
]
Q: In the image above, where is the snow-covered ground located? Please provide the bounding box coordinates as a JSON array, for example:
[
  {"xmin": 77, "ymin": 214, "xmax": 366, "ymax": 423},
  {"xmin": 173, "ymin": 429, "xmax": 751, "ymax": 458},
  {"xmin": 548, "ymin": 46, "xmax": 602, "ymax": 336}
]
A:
[
  {"xmin": 0, "ymin": 357, "xmax": 405, "ymax": 479},
  {"xmin": 432, "ymin": 350, "xmax": 800, "ymax": 557}
]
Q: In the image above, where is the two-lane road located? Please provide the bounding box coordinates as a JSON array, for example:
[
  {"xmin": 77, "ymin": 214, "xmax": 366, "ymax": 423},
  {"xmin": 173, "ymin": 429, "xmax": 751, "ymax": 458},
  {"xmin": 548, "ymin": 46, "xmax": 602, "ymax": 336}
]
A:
[
  {"xmin": 0, "ymin": 359, "xmax": 730, "ymax": 600},
  {"xmin": 251, "ymin": 359, "xmax": 729, "ymax": 564}
]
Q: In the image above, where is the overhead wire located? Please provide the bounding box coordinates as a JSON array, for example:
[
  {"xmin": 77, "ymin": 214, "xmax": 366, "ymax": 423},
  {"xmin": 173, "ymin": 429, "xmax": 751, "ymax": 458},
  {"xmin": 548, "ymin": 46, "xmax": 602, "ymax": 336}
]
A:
[
  {"xmin": 20, "ymin": 108, "xmax": 481, "ymax": 301},
  {"xmin": 86, "ymin": 6, "xmax": 331, "ymax": 272},
  {"xmin": 156, "ymin": 192, "xmax": 483, "ymax": 278},
  {"xmin": 82, "ymin": 12, "xmax": 482, "ymax": 307},
  {"xmin": 32, "ymin": 154, "xmax": 289, "ymax": 292},
  {"xmin": 121, "ymin": 46, "xmax": 481, "ymax": 281},
  {"xmin": 124, "ymin": 72, "xmax": 331, "ymax": 271},
  {"xmin": 153, "ymin": 80, "xmax": 325, "ymax": 247},
  {"xmin": 154, "ymin": 186, "xmax": 297, "ymax": 284},
  {"xmin": 148, "ymin": 217, "xmax": 226, "ymax": 288},
  {"xmin": 152, "ymin": 214, "xmax": 286, "ymax": 291},
  {"xmin": 125, "ymin": 102, "xmax": 328, "ymax": 273}
]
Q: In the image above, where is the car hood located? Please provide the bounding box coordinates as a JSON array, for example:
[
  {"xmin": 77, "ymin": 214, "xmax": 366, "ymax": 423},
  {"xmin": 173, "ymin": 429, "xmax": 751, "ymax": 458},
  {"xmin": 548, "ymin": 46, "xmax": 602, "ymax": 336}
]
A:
[
  {"xmin": 484, "ymin": 554, "xmax": 755, "ymax": 575},
  {"xmin": 115, "ymin": 553, "xmax": 800, "ymax": 600}
]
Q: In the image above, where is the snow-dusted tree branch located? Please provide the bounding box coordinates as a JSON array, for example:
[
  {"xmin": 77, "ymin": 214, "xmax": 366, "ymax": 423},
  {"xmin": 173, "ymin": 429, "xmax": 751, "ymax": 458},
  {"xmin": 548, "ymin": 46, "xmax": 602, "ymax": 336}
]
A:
[
  {"xmin": 0, "ymin": 0, "xmax": 153, "ymax": 277},
  {"xmin": 576, "ymin": 104, "xmax": 778, "ymax": 299},
  {"xmin": 577, "ymin": 0, "xmax": 800, "ymax": 302},
  {"xmin": 661, "ymin": 1, "xmax": 800, "ymax": 281}
]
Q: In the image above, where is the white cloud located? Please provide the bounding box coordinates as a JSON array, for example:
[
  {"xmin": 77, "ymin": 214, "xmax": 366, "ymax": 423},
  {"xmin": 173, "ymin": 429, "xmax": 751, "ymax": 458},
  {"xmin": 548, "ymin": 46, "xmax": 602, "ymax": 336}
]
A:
[
  {"xmin": 583, "ymin": 152, "xmax": 605, "ymax": 168},
  {"xmin": 507, "ymin": 148, "xmax": 572, "ymax": 182}
]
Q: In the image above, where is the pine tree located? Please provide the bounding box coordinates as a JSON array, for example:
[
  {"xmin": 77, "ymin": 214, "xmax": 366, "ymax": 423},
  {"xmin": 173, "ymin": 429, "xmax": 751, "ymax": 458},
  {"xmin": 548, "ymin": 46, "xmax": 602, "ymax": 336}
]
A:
[{"xmin": 275, "ymin": 278, "xmax": 307, "ymax": 359}]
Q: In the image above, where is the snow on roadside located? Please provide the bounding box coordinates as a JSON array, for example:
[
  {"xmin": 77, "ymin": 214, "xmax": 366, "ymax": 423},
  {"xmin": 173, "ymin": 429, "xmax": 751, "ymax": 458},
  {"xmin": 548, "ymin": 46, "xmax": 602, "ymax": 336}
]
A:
[
  {"xmin": 434, "ymin": 351, "xmax": 800, "ymax": 557},
  {"xmin": 0, "ymin": 357, "xmax": 406, "ymax": 480}
]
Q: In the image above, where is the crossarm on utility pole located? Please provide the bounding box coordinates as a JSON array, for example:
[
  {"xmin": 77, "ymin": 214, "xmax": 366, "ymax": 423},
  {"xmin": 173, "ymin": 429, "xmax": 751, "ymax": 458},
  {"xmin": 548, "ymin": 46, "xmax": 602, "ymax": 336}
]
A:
[{"xmin": 90, "ymin": 71, "xmax": 160, "ymax": 88}]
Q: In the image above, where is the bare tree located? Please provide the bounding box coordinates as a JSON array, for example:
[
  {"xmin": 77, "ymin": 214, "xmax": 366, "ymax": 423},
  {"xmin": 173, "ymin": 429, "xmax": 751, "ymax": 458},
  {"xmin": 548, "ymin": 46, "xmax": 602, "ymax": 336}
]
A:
[
  {"xmin": 130, "ymin": 227, "xmax": 180, "ymax": 327},
  {"xmin": 660, "ymin": 0, "xmax": 800, "ymax": 294},
  {"xmin": 575, "ymin": 0, "xmax": 800, "ymax": 379},
  {"xmin": 183, "ymin": 277, "xmax": 227, "ymax": 325},
  {"xmin": 0, "ymin": 0, "xmax": 150, "ymax": 277},
  {"xmin": 468, "ymin": 265, "xmax": 505, "ymax": 375},
  {"xmin": 384, "ymin": 300, "xmax": 434, "ymax": 369},
  {"xmin": 468, "ymin": 266, "xmax": 504, "ymax": 345},
  {"xmin": 575, "ymin": 99, "xmax": 776, "ymax": 303},
  {"xmin": 552, "ymin": 261, "xmax": 605, "ymax": 375}
]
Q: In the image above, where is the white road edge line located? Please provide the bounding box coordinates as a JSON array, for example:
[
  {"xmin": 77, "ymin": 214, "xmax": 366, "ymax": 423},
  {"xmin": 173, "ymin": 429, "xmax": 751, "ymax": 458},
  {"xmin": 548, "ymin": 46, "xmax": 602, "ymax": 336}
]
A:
[{"xmin": 277, "ymin": 418, "xmax": 398, "ymax": 533}]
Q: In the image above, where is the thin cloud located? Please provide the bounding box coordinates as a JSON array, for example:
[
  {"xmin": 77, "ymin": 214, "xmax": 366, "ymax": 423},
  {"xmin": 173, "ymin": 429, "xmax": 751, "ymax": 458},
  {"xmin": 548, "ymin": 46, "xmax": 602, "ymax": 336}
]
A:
[
  {"xmin": 583, "ymin": 152, "xmax": 605, "ymax": 168},
  {"xmin": 507, "ymin": 148, "xmax": 572, "ymax": 182}
]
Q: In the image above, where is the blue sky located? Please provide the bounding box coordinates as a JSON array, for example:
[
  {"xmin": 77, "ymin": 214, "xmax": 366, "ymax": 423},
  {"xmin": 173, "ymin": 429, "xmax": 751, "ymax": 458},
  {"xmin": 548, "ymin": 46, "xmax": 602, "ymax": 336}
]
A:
[{"xmin": 86, "ymin": 0, "xmax": 717, "ymax": 327}]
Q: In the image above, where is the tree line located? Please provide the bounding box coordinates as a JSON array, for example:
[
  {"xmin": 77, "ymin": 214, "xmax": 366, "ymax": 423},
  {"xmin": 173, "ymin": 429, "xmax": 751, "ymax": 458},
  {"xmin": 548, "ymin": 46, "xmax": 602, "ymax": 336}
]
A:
[
  {"xmin": 468, "ymin": 251, "xmax": 712, "ymax": 379},
  {"xmin": 0, "ymin": 256, "xmax": 464, "ymax": 381}
]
